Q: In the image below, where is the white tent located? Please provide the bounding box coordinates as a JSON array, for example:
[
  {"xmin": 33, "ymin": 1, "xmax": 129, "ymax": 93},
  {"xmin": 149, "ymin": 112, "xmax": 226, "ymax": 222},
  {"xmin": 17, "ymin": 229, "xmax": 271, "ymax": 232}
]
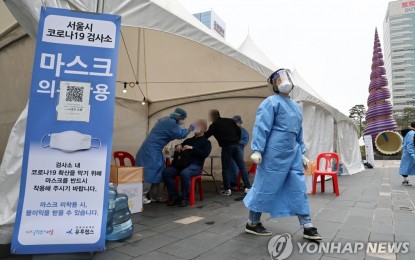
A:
[
  {"xmin": 238, "ymin": 34, "xmax": 277, "ymax": 71},
  {"xmin": 0, "ymin": 0, "xmax": 364, "ymax": 234}
]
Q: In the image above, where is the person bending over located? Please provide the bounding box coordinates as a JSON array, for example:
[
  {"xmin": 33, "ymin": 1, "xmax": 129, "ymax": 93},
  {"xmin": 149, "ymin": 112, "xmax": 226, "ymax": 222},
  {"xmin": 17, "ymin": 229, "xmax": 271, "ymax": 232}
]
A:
[{"xmin": 205, "ymin": 110, "xmax": 251, "ymax": 196}]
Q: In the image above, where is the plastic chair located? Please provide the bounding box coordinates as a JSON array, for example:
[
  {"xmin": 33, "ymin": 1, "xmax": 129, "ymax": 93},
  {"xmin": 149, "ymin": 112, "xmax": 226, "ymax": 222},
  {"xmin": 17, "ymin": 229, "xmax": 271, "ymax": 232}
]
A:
[
  {"xmin": 312, "ymin": 152, "xmax": 340, "ymax": 196},
  {"xmin": 174, "ymin": 171, "xmax": 204, "ymax": 206},
  {"xmin": 113, "ymin": 151, "xmax": 135, "ymax": 166},
  {"xmin": 236, "ymin": 163, "xmax": 257, "ymax": 191}
]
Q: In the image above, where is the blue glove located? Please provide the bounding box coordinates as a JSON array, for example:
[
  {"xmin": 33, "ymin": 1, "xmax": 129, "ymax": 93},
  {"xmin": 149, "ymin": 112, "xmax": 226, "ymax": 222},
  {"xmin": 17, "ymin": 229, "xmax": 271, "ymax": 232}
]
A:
[
  {"xmin": 411, "ymin": 154, "xmax": 415, "ymax": 160},
  {"xmin": 189, "ymin": 123, "xmax": 196, "ymax": 131}
]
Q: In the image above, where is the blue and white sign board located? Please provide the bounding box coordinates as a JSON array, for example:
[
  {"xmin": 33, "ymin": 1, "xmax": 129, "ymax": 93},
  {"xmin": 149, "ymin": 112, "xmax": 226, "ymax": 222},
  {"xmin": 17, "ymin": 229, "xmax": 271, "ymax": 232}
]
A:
[
  {"xmin": 11, "ymin": 8, "xmax": 121, "ymax": 254},
  {"xmin": 364, "ymin": 135, "xmax": 375, "ymax": 167}
]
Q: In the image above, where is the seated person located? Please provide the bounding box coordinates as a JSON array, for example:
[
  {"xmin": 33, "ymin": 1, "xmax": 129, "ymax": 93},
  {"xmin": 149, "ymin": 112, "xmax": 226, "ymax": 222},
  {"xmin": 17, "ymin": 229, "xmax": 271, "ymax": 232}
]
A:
[{"xmin": 163, "ymin": 120, "xmax": 212, "ymax": 207}]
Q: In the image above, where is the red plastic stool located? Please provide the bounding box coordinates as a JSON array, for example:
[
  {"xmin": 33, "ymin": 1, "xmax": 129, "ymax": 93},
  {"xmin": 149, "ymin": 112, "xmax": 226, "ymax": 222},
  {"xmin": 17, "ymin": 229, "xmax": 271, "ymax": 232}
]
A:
[
  {"xmin": 174, "ymin": 174, "xmax": 204, "ymax": 206},
  {"xmin": 113, "ymin": 151, "xmax": 135, "ymax": 166},
  {"xmin": 312, "ymin": 152, "xmax": 340, "ymax": 196},
  {"xmin": 236, "ymin": 163, "xmax": 257, "ymax": 191}
]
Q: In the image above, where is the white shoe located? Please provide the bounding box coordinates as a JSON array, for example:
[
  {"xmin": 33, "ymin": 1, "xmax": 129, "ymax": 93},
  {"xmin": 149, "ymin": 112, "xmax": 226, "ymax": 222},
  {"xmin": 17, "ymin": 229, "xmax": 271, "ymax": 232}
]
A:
[
  {"xmin": 143, "ymin": 195, "xmax": 151, "ymax": 204},
  {"xmin": 244, "ymin": 188, "xmax": 250, "ymax": 194},
  {"xmin": 220, "ymin": 189, "xmax": 232, "ymax": 196}
]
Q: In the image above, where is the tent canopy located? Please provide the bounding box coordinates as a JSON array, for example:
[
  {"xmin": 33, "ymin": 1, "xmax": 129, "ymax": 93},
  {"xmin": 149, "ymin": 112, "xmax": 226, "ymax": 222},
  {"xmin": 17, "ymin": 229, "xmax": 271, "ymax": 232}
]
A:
[
  {"xmin": 116, "ymin": 26, "xmax": 267, "ymax": 103},
  {"xmin": 5, "ymin": 0, "xmax": 273, "ymax": 103},
  {"xmin": 3, "ymin": 0, "xmax": 357, "ymax": 125},
  {"xmin": 2, "ymin": 0, "xmax": 361, "ymax": 165}
]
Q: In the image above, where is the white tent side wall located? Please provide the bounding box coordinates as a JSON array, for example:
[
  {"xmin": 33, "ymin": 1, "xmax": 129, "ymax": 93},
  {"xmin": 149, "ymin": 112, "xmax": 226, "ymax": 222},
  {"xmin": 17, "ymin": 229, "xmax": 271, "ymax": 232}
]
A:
[
  {"xmin": 301, "ymin": 102, "xmax": 335, "ymax": 161},
  {"xmin": 112, "ymin": 99, "xmax": 148, "ymax": 160},
  {"xmin": 337, "ymin": 120, "xmax": 365, "ymax": 175}
]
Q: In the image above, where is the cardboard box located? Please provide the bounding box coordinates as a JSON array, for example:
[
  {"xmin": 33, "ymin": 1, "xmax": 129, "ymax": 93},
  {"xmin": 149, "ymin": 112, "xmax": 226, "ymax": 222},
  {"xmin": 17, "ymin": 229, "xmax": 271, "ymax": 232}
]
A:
[
  {"xmin": 110, "ymin": 165, "xmax": 144, "ymax": 213},
  {"xmin": 110, "ymin": 165, "xmax": 144, "ymax": 183},
  {"xmin": 303, "ymin": 162, "xmax": 316, "ymax": 176},
  {"xmin": 304, "ymin": 162, "xmax": 316, "ymax": 194},
  {"xmin": 115, "ymin": 182, "xmax": 143, "ymax": 214}
]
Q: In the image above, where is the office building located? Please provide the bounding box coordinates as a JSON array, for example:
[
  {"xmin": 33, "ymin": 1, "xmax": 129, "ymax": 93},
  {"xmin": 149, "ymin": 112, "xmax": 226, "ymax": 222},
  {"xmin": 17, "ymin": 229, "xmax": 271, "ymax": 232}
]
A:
[
  {"xmin": 383, "ymin": 0, "xmax": 415, "ymax": 116},
  {"xmin": 193, "ymin": 10, "xmax": 226, "ymax": 38}
]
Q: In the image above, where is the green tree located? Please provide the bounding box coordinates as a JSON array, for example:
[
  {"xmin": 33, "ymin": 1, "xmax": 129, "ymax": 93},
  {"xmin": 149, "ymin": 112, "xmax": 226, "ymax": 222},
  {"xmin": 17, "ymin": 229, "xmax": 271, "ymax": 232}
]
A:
[
  {"xmin": 395, "ymin": 107, "xmax": 415, "ymax": 129},
  {"xmin": 349, "ymin": 104, "xmax": 366, "ymax": 136}
]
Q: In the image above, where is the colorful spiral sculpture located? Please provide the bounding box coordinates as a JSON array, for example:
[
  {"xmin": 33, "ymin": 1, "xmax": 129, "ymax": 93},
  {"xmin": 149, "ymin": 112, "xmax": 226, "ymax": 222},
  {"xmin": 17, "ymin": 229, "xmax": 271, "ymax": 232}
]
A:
[{"xmin": 364, "ymin": 29, "xmax": 398, "ymax": 138}]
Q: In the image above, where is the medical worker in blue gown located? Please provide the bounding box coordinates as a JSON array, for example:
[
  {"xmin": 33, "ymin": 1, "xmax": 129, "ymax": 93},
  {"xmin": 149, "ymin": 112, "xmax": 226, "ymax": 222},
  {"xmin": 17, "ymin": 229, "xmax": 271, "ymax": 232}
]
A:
[
  {"xmin": 136, "ymin": 108, "xmax": 194, "ymax": 204},
  {"xmin": 243, "ymin": 69, "xmax": 322, "ymax": 240},
  {"xmin": 399, "ymin": 122, "xmax": 415, "ymax": 186},
  {"xmin": 230, "ymin": 115, "xmax": 250, "ymax": 188}
]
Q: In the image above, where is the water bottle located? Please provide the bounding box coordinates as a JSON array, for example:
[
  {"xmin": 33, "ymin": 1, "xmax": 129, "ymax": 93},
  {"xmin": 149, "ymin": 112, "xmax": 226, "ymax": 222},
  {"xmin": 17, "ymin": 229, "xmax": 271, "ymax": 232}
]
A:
[
  {"xmin": 106, "ymin": 193, "xmax": 134, "ymax": 241},
  {"xmin": 338, "ymin": 163, "xmax": 344, "ymax": 175},
  {"xmin": 114, "ymin": 194, "xmax": 129, "ymax": 212},
  {"xmin": 106, "ymin": 184, "xmax": 117, "ymax": 235}
]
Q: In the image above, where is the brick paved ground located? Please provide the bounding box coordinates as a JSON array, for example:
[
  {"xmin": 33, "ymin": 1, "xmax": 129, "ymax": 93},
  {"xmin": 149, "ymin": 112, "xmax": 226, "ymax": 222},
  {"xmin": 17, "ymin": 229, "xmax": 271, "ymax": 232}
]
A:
[{"xmin": 3, "ymin": 165, "xmax": 415, "ymax": 260}]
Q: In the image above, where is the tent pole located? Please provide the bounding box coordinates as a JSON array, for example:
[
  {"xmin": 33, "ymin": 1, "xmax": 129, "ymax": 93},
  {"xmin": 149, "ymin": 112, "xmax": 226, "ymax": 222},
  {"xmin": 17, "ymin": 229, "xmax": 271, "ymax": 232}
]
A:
[
  {"xmin": 96, "ymin": 0, "xmax": 104, "ymax": 13},
  {"xmin": 146, "ymin": 104, "xmax": 150, "ymax": 135},
  {"xmin": 333, "ymin": 120, "xmax": 338, "ymax": 153}
]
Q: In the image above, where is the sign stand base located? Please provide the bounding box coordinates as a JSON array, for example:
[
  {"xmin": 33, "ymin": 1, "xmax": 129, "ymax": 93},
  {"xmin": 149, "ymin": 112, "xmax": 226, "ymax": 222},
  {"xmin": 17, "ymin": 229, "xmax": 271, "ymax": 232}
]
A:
[{"xmin": 32, "ymin": 252, "xmax": 95, "ymax": 259}]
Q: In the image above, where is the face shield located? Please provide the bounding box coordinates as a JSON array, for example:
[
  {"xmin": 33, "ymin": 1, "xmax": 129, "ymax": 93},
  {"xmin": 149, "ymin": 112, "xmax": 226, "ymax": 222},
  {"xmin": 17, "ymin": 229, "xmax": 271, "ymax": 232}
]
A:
[{"xmin": 269, "ymin": 69, "xmax": 294, "ymax": 94}]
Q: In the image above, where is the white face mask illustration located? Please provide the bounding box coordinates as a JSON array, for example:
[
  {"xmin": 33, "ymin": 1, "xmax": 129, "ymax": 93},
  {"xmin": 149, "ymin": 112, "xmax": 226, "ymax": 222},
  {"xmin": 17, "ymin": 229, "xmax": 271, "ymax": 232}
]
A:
[{"xmin": 41, "ymin": 131, "xmax": 100, "ymax": 152}]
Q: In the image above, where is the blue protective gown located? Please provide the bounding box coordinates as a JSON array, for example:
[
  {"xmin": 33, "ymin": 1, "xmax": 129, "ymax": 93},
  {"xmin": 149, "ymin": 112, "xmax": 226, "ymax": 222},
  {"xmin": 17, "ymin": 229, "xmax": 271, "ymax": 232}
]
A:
[
  {"xmin": 136, "ymin": 117, "xmax": 190, "ymax": 183},
  {"xmin": 230, "ymin": 127, "xmax": 250, "ymax": 184},
  {"xmin": 399, "ymin": 130, "xmax": 415, "ymax": 175},
  {"xmin": 243, "ymin": 94, "xmax": 310, "ymax": 218},
  {"xmin": 240, "ymin": 127, "xmax": 250, "ymax": 148}
]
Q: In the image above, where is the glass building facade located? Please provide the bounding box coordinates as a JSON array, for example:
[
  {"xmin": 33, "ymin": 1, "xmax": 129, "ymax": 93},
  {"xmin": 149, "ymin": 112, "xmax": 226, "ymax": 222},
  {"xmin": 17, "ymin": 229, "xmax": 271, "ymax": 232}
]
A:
[
  {"xmin": 193, "ymin": 10, "xmax": 226, "ymax": 38},
  {"xmin": 193, "ymin": 11, "xmax": 212, "ymax": 29},
  {"xmin": 383, "ymin": 0, "xmax": 415, "ymax": 116}
]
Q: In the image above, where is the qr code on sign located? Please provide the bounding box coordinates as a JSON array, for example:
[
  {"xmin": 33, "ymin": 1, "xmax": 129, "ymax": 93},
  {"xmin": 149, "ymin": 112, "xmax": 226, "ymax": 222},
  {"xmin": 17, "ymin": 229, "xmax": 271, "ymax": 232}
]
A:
[{"xmin": 66, "ymin": 86, "xmax": 84, "ymax": 102}]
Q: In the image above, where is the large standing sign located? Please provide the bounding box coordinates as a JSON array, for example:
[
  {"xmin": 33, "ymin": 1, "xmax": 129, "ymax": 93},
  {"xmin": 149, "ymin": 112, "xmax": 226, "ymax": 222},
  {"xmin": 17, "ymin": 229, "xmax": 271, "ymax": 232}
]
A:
[
  {"xmin": 364, "ymin": 135, "xmax": 375, "ymax": 167},
  {"xmin": 11, "ymin": 8, "xmax": 121, "ymax": 254}
]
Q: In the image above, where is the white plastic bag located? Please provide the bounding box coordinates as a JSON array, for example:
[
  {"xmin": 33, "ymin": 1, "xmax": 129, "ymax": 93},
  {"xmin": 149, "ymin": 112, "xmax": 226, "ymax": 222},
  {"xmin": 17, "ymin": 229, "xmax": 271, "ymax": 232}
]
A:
[{"xmin": 0, "ymin": 104, "xmax": 27, "ymax": 228}]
